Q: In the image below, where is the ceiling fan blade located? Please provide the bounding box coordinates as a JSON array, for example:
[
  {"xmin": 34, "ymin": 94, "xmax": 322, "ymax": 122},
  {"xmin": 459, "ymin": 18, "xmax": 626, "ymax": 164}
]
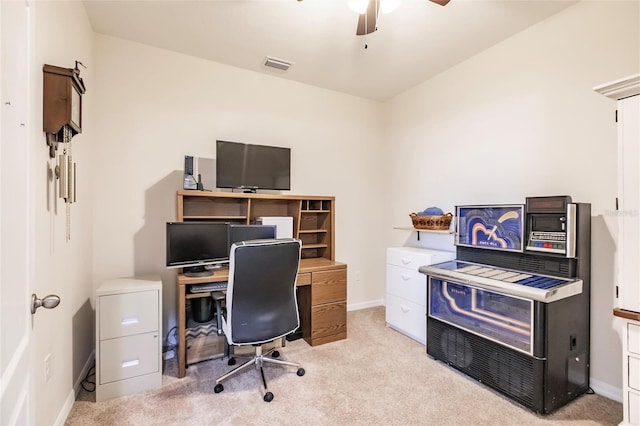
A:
[
  {"xmin": 429, "ymin": 0, "xmax": 451, "ymax": 5},
  {"xmin": 356, "ymin": 0, "xmax": 379, "ymax": 36}
]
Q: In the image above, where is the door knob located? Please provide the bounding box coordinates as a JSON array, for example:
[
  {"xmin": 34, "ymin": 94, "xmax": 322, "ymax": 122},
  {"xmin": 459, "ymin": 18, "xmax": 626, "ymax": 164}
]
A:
[{"xmin": 31, "ymin": 294, "xmax": 61, "ymax": 314}]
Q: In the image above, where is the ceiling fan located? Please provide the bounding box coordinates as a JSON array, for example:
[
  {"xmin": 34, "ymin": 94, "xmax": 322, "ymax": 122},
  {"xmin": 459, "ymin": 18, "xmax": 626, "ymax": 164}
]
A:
[{"xmin": 355, "ymin": 0, "xmax": 451, "ymax": 36}]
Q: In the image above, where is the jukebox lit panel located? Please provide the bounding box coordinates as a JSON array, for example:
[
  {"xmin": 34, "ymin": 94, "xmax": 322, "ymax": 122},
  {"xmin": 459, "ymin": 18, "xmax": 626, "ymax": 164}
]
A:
[
  {"xmin": 456, "ymin": 205, "xmax": 524, "ymax": 252},
  {"xmin": 429, "ymin": 278, "xmax": 533, "ymax": 354}
]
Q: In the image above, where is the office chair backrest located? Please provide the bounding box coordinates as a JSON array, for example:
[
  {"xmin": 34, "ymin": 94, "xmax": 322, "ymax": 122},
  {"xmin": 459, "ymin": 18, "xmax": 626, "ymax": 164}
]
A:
[{"xmin": 226, "ymin": 238, "xmax": 302, "ymax": 345}]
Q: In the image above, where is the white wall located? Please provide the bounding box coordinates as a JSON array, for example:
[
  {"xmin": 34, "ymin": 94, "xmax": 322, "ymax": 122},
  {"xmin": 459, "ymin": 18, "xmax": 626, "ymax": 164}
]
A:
[
  {"xmin": 29, "ymin": 1, "xmax": 94, "ymax": 424},
  {"xmin": 384, "ymin": 1, "xmax": 639, "ymax": 399},
  {"xmin": 91, "ymin": 35, "xmax": 387, "ymax": 340}
]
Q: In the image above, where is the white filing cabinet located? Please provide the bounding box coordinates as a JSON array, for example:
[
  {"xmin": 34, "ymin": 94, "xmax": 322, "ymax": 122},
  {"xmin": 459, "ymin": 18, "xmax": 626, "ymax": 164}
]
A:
[
  {"xmin": 96, "ymin": 277, "xmax": 162, "ymax": 402},
  {"xmin": 386, "ymin": 247, "xmax": 455, "ymax": 344}
]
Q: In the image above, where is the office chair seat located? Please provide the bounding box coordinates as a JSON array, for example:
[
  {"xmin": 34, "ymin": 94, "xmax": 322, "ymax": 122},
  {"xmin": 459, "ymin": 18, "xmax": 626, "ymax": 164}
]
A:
[{"xmin": 213, "ymin": 238, "xmax": 305, "ymax": 402}]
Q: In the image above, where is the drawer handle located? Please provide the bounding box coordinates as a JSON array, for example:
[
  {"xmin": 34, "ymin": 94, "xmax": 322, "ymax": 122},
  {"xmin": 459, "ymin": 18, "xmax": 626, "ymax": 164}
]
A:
[
  {"xmin": 401, "ymin": 274, "xmax": 412, "ymax": 281},
  {"xmin": 121, "ymin": 316, "xmax": 139, "ymax": 326},
  {"xmin": 401, "ymin": 258, "xmax": 412, "ymax": 265},
  {"xmin": 121, "ymin": 359, "xmax": 139, "ymax": 368},
  {"xmin": 401, "ymin": 305, "xmax": 411, "ymax": 313}
]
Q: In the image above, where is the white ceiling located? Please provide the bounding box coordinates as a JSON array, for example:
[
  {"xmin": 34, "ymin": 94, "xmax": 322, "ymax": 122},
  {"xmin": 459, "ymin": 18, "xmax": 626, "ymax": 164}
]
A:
[{"xmin": 83, "ymin": 0, "xmax": 577, "ymax": 101}]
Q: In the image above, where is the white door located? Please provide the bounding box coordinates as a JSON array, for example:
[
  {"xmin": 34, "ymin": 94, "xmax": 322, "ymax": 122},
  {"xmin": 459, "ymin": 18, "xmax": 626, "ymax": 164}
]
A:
[
  {"xmin": 1, "ymin": 1, "xmax": 33, "ymax": 424},
  {"xmin": 619, "ymin": 94, "xmax": 640, "ymax": 313}
]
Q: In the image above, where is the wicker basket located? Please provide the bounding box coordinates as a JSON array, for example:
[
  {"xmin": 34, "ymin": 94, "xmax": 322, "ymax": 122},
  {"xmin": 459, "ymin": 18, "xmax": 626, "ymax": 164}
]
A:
[{"xmin": 409, "ymin": 212, "xmax": 453, "ymax": 230}]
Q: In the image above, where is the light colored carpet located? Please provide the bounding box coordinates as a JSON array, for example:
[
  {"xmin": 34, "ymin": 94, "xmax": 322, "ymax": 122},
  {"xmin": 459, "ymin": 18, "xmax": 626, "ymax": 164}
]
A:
[{"xmin": 66, "ymin": 306, "xmax": 622, "ymax": 425}]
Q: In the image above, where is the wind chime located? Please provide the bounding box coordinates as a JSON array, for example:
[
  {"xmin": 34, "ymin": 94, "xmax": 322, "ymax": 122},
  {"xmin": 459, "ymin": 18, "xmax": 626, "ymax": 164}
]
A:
[{"xmin": 43, "ymin": 62, "xmax": 86, "ymax": 241}]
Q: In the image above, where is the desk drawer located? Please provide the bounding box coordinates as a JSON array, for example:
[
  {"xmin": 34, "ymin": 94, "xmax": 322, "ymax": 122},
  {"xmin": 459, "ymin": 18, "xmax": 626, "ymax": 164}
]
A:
[
  {"xmin": 311, "ymin": 301, "xmax": 346, "ymax": 340},
  {"xmin": 100, "ymin": 332, "xmax": 159, "ymax": 384},
  {"xmin": 297, "ymin": 273, "xmax": 311, "ymax": 286},
  {"xmin": 99, "ymin": 290, "xmax": 158, "ymax": 340},
  {"xmin": 312, "ymin": 270, "xmax": 346, "ymax": 305}
]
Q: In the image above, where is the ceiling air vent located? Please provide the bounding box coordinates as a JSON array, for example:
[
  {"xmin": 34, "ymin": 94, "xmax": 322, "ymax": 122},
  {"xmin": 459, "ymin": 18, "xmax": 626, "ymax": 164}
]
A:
[{"xmin": 264, "ymin": 56, "xmax": 293, "ymax": 71}]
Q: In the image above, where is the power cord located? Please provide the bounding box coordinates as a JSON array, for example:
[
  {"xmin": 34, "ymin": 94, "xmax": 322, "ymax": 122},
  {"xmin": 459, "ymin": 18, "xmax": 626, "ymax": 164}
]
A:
[
  {"xmin": 164, "ymin": 326, "xmax": 178, "ymax": 354},
  {"xmin": 81, "ymin": 363, "xmax": 96, "ymax": 392}
]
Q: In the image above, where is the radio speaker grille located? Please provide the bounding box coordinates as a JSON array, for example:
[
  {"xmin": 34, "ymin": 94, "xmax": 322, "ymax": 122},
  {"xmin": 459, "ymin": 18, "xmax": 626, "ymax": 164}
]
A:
[{"xmin": 428, "ymin": 318, "xmax": 544, "ymax": 411}]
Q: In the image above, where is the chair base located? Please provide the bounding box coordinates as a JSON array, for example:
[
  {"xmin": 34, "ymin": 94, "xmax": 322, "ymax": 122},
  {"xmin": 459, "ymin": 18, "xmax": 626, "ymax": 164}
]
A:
[{"xmin": 214, "ymin": 345, "xmax": 304, "ymax": 402}]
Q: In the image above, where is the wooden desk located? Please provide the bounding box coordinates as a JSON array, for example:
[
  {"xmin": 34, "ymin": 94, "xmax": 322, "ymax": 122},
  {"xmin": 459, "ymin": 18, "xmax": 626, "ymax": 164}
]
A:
[{"xmin": 177, "ymin": 257, "xmax": 347, "ymax": 378}]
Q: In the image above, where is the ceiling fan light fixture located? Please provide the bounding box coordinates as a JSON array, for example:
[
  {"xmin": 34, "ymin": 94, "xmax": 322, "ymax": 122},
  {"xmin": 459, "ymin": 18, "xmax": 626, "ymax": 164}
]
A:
[
  {"xmin": 380, "ymin": 0, "xmax": 401, "ymax": 14},
  {"xmin": 348, "ymin": 0, "xmax": 369, "ymax": 14},
  {"xmin": 349, "ymin": 0, "xmax": 402, "ymax": 15}
]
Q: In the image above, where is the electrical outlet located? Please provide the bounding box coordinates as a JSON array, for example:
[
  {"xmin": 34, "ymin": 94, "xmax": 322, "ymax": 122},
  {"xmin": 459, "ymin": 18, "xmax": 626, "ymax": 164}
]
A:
[{"xmin": 44, "ymin": 353, "xmax": 51, "ymax": 382}]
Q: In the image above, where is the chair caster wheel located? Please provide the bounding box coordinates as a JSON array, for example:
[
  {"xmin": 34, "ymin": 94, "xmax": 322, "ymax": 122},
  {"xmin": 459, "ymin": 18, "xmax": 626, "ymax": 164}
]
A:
[
  {"xmin": 264, "ymin": 392, "xmax": 274, "ymax": 402},
  {"xmin": 214, "ymin": 384, "xmax": 224, "ymax": 393},
  {"xmin": 272, "ymin": 350, "xmax": 280, "ymax": 358},
  {"xmin": 228, "ymin": 358, "xmax": 236, "ymax": 366},
  {"xmin": 297, "ymin": 368, "xmax": 305, "ymax": 376}
]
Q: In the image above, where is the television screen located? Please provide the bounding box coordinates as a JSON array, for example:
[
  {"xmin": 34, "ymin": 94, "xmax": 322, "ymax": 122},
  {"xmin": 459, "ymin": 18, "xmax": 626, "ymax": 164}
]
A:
[
  {"xmin": 216, "ymin": 140, "xmax": 291, "ymax": 191},
  {"xmin": 166, "ymin": 221, "xmax": 230, "ymax": 277},
  {"xmin": 228, "ymin": 224, "xmax": 276, "ymax": 252}
]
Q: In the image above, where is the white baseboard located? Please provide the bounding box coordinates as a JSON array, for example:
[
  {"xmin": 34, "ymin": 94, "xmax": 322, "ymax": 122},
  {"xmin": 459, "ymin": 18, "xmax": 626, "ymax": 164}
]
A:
[
  {"xmin": 590, "ymin": 377, "xmax": 623, "ymax": 403},
  {"xmin": 55, "ymin": 351, "xmax": 95, "ymax": 426},
  {"xmin": 347, "ymin": 299, "xmax": 384, "ymax": 311},
  {"xmin": 54, "ymin": 389, "xmax": 76, "ymax": 426}
]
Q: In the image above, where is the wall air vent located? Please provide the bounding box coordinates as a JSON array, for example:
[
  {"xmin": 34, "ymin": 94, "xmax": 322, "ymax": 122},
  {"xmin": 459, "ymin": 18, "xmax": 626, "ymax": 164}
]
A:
[{"xmin": 264, "ymin": 56, "xmax": 293, "ymax": 71}]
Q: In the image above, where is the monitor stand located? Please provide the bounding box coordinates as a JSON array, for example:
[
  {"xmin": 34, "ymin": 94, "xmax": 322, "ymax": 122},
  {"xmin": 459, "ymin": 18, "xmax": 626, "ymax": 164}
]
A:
[{"xmin": 183, "ymin": 266, "xmax": 213, "ymax": 278}]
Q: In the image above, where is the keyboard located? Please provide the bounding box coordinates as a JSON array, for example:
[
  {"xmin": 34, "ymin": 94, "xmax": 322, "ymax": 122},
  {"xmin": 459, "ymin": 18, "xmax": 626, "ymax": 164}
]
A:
[{"xmin": 190, "ymin": 281, "xmax": 228, "ymax": 293}]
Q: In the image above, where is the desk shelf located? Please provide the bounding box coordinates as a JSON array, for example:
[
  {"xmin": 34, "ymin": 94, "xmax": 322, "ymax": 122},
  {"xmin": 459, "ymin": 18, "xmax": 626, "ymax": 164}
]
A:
[
  {"xmin": 299, "ymin": 229, "xmax": 328, "ymax": 234},
  {"xmin": 178, "ymin": 191, "xmax": 335, "ymax": 261}
]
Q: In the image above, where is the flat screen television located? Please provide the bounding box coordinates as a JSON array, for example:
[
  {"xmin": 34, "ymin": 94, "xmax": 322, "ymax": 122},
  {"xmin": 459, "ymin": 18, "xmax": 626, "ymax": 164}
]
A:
[
  {"xmin": 228, "ymin": 224, "xmax": 277, "ymax": 251},
  {"xmin": 216, "ymin": 140, "xmax": 291, "ymax": 191},
  {"xmin": 166, "ymin": 221, "xmax": 230, "ymax": 277}
]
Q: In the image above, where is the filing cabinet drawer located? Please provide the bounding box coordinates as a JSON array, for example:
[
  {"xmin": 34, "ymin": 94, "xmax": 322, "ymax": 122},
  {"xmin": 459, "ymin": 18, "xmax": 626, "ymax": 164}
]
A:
[
  {"xmin": 385, "ymin": 293, "xmax": 426, "ymax": 344},
  {"xmin": 100, "ymin": 332, "xmax": 159, "ymax": 384},
  {"xmin": 629, "ymin": 323, "xmax": 640, "ymax": 355},
  {"xmin": 311, "ymin": 270, "xmax": 346, "ymax": 305},
  {"xmin": 386, "ymin": 265, "xmax": 427, "ymax": 302},
  {"xmin": 99, "ymin": 290, "xmax": 159, "ymax": 340},
  {"xmin": 630, "ymin": 355, "xmax": 640, "ymax": 392},
  {"xmin": 386, "ymin": 247, "xmax": 455, "ymax": 271}
]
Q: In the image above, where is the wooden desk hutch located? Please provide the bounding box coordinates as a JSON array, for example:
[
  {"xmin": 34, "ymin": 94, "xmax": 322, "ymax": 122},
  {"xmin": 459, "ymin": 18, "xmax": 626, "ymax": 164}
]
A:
[{"xmin": 175, "ymin": 190, "xmax": 347, "ymax": 378}]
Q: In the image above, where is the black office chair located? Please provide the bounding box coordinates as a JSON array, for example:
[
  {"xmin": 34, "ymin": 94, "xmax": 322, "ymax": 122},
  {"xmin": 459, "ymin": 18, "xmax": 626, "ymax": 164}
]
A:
[{"xmin": 213, "ymin": 238, "xmax": 305, "ymax": 402}]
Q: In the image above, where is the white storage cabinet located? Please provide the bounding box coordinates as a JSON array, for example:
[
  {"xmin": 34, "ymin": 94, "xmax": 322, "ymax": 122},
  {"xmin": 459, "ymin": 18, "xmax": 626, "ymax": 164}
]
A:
[
  {"xmin": 627, "ymin": 323, "xmax": 640, "ymax": 425},
  {"xmin": 96, "ymin": 277, "xmax": 162, "ymax": 402},
  {"xmin": 595, "ymin": 74, "xmax": 640, "ymax": 425},
  {"xmin": 386, "ymin": 247, "xmax": 455, "ymax": 344}
]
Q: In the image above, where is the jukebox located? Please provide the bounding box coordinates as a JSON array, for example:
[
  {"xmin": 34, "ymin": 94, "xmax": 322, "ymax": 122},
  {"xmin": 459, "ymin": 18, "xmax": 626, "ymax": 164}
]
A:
[{"xmin": 420, "ymin": 195, "xmax": 591, "ymax": 414}]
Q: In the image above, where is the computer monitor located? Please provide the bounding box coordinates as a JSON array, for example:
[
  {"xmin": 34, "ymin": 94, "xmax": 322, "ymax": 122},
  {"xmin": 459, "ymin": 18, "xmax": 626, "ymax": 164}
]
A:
[
  {"xmin": 166, "ymin": 221, "xmax": 230, "ymax": 277},
  {"xmin": 228, "ymin": 224, "xmax": 277, "ymax": 251}
]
